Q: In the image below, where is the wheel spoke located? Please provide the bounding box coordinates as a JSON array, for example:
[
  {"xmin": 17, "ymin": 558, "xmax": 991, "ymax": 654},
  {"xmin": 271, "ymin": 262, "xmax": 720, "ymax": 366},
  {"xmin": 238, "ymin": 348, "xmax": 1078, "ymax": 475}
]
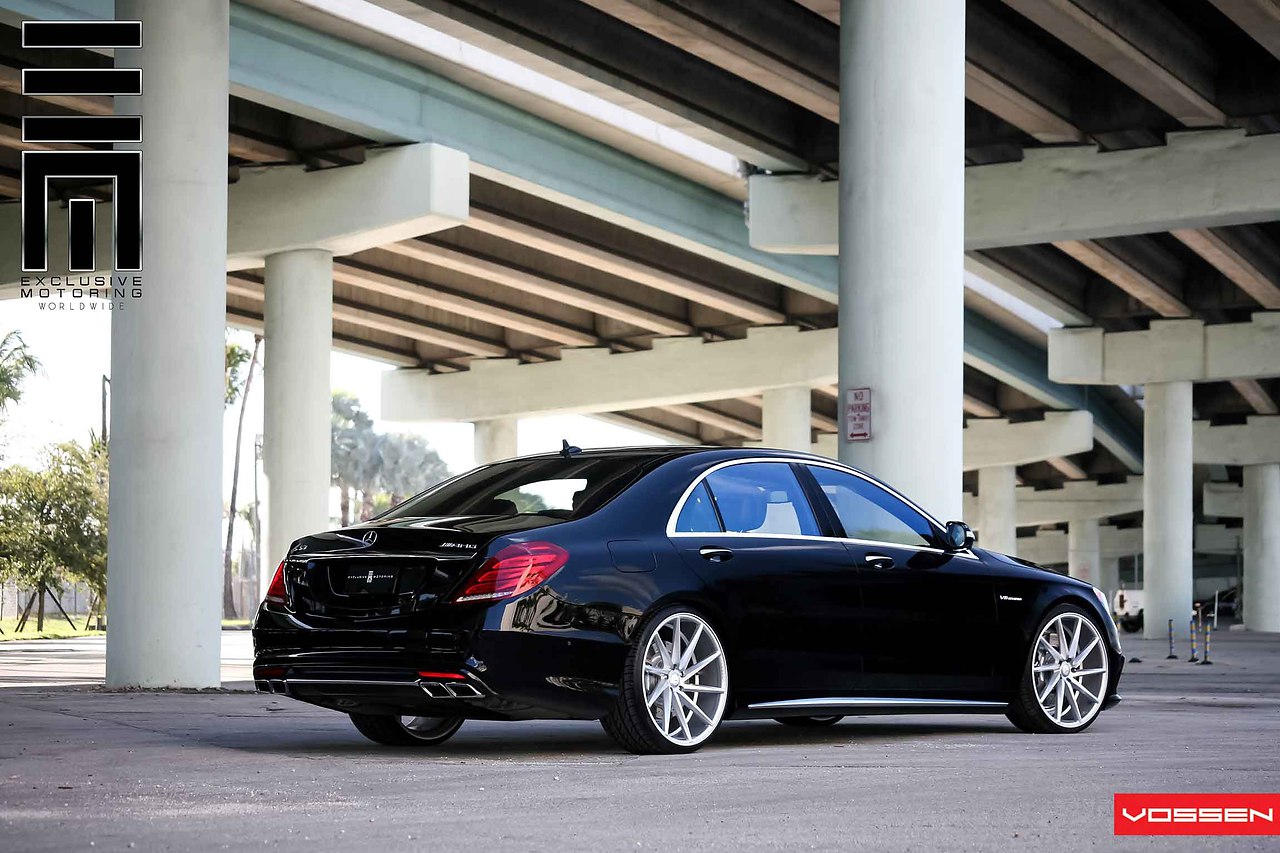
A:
[
  {"xmin": 1036, "ymin": 670, "xmax": 1060, "ymax": 703},
  {"xmin": 1073, "ymin": 637, "xmax": 1100, "ymax": 666},
  {"xmin": 681, "ymin": 683, "xmax": 725, "ymax": 694},
  {"xmin": 1032, "ymin": 663, "xmax": 1058, "ymax": 673},
  {"xmin": 670, "ymin": 617, "xmax": 682, "ymax": 665},
  {"xmin": 676, "ymin": 690, "xmax": 715, "ymax": 727},
  {"xmin": 1038, "ymin": 636, "xmax": 1063, "ymax": 661},
  {"xmin": 683, "ymin": 649, "xmax": 721, "ymax": 679},
  {"xmin": 680, "ymin": 623, "xmax": 704, "ymax": 670},
  {"xmin": 1073, "ymin": 667, "xmax": 1107, "ymax": 677},
  {"xmin": 646, "ymin": 677, "xmax": 667, "ymax": 708},
  {"xmin": 676, "ymin": 702, "xmax": 693, "ymax": 740},
  {"xmin": 654, "ymin": 637, "xmax": 672, "ymax": 669},
  {"xmin": 1067, "ymin": 676, "xmax": 1101, "ymax": 704},
  {"xmin": 1065, "ymin": 682, "xmax": 1083, "ymax": 721},
  {"xmin": 1054, "ymin": 677, "xmax": 1066, "ymax": 722}
]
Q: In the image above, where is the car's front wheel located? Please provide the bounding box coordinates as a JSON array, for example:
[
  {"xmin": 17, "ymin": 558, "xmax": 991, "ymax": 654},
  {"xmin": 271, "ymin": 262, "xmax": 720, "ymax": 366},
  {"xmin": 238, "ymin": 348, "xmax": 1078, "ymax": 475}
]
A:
[
  {"xmin": 602, "ymin": 606, "xmax": 729, "ymax": 754},
  {"xmin": 1007, "ymin": 604, "xmax": 1110, "ymax": 734},
  {"xmin": 349, "ymin": 713, "xmax": 464, "ymax": 746}
]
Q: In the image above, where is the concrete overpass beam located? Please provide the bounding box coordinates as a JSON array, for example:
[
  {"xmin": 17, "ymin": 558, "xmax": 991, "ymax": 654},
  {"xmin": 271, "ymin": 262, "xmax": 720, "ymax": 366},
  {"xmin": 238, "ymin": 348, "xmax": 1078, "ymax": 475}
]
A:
[
  {"xmin": 106, "ymin": 0, "xmax": 229, "ymax": 689},
  {"xmin": 962, "ymin": 412, "xmax": 1094, "ymax": 471}
]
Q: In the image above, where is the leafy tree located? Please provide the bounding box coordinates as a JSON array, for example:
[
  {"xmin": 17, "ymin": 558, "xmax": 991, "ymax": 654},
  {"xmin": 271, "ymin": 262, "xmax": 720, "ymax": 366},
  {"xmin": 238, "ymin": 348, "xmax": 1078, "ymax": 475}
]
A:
[
  {"xmin": 0, "ymin": 439, "xmax": 107, "ymax": 631},
  {"xmin": 224, "ymin": 340, "xmax": 252, "ymax": 406},
  {"xmin": 330, "ymin": 392, "xmax": 451, "ymax": 524},
  {"xmin": 0, "ymin": 330, "xmax": 40, "ymax": 421}
]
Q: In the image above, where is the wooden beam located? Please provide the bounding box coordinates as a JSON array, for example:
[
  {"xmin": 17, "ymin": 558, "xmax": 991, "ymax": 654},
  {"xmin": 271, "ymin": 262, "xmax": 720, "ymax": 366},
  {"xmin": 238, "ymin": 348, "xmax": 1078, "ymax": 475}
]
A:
[
  {"xmin": 1230, "ymin": 378, "xmax": 1280, "ymax": 415},
  {"xmin": 1047, "ymin": 456, "xmax": 1089, "ymax": 480},
  {"xmin": 228, "ymin": 274, "xmax": 509, "ymax": 357},
  {"xmin": 1000, "ymin": 0, "xmax": 1225, "ymax": 126},
  {"xmin": 1053, "ymin": 239, "xmax": 1191, "ymax": 316},
  {"xmin": 0, "ymin": 66, "xmax": 296, "ymax": 163},
  {"xmin": 578, "ymin": 0, "xmax": 839, "ymax": 122},
  {"xmin": 331, "ymin": 261, "xmax": 598, "ymax": 348},
  {"xmin": 380, "ymin": 239, "xmax": 694, "ymax": 336},
  {"xmin": 1210, "ymin": 0, "xmax": 1280, "ymax": 62},
  {"xmin": 965, "ymin": 62, "xmax": 1083, "ymax": 144},
  {"xmin": 963, "ymin": 393, "xmax": 1003, "ymax": 418},
  {"xmin": 1169, "ymin": 227, "xmax": 1280, "ymax": 309},
  {"xmin": 661, "ymin": 403, "xmax": 762, "ymax": 439},
  {"xmin": 465, "ymin": 207, "xmax": 785, "ymax": 324}
]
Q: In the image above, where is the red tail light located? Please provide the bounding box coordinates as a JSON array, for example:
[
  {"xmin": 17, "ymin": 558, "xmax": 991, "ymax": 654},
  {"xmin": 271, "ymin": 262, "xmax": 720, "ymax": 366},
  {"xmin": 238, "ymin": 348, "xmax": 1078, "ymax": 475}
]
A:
[
  {"xmin": 454, "ymin": 541, "xmax": 569, "ymax": 603},
  {"xmin": 264, "ymin": 560, "xmax": 287, "ymax": 605}
]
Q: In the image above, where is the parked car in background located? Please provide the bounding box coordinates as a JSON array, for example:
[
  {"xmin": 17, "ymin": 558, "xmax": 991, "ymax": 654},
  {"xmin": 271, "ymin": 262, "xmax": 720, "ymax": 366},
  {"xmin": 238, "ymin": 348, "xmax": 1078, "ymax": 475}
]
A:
[{"xmin": 1113, "ymin": 588, "xmax": 1143, "ymax": 634}]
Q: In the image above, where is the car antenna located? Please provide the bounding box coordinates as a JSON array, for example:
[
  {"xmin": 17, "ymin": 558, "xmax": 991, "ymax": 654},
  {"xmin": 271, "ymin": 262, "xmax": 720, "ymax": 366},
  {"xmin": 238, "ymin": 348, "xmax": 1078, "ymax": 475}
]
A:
[{"xmin": 560, "ymin": 439, "xmax": 582, "ymax": 458}]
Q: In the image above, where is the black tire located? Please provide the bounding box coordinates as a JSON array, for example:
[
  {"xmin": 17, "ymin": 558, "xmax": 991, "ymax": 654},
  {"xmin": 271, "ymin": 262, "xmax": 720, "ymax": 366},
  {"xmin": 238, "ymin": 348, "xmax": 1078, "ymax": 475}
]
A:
[
  {"xmin": 1118, "ymin": 613, "xmax": 1143, "ymax": 634},
  {"xmin": 1007, "ymin": 603, "xmax": 1110, "ymax": 734},
  {"xmin": 349, "ymin": 713, "xmax": 464, "ymax": 747},
  {"xmin": 774, "ymin": 716, "xmax": 844, "ymax": 728},
  {"xmin": 601, "ymin": 605, "xmax": 729, "ymax": 755}
]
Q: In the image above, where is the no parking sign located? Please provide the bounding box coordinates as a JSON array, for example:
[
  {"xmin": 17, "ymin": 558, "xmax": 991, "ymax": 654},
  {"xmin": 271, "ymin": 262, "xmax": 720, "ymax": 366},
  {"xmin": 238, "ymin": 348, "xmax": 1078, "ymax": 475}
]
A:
[{"xmin": 844, "ymin": 387, "xmax": 871, "ymax": 441}]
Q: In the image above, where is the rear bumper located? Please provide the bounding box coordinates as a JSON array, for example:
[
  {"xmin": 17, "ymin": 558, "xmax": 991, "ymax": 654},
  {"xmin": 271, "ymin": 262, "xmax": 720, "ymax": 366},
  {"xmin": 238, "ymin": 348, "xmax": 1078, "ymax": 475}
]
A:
[{"xmin": 253, "ymin": 606, "xmax": 627, "ymax": 720}]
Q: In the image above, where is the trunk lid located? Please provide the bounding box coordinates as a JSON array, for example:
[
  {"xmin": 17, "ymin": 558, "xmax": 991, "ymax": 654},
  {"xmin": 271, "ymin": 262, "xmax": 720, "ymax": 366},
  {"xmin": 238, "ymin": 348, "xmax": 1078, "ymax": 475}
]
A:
[{"xmin": 284, "ymin": 516, "xmax": 514, "ymax": 619}]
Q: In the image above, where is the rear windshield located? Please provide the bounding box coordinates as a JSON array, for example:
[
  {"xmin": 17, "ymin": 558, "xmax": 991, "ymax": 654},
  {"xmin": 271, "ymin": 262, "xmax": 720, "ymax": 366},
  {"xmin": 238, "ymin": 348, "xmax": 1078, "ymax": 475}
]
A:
[{"xmin": 379, "ymin": 455, "xmax": 654, "ymax": 521}]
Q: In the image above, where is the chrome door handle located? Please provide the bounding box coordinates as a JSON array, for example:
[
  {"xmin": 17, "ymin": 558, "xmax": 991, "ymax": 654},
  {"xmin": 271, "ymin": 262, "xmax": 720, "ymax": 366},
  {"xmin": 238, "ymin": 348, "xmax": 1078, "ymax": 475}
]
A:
[
  {"xmin": 864, "ymin": 553, "xmax": 895, "ymax": 570},
  {"xmin": 699, "ymin": 546, "xmax": 734, "ymax": 563}
]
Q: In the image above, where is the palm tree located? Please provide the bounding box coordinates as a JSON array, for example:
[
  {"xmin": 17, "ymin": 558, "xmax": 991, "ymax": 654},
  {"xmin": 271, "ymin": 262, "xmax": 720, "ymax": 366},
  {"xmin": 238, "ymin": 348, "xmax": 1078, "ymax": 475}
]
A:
[
  {"xmin": 332, "ymin": 392, "xmax": 374, "ymax": 526},
  {"xmin": 0, "ymin": 331, "xmax": 40, "ymax": 419}
]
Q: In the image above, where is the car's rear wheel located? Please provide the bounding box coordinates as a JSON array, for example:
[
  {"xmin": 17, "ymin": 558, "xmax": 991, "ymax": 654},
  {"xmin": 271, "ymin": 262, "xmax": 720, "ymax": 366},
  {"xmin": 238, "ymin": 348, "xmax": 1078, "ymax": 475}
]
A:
[
  {"xmin": 602, "ymin": 606, "xmax": 729, "ymax": 755},
  {"xmin": 1007, "ymin": 604, "xmax": 1110, "ymax": 734},
  {"xmin": 774, "ymin": 716, "xmax": 844, "ymax": 728},
  {"xmin": 349, "ymin": 713, "xmax": 464, "ymax": 746}
]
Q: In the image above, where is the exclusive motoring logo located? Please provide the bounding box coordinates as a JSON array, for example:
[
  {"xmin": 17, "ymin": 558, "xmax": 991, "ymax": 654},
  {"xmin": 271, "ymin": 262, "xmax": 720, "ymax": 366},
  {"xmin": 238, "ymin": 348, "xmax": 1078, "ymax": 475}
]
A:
[{"xmin": 18, "ymin": 20, "xmax": 142, "ymax": 302}]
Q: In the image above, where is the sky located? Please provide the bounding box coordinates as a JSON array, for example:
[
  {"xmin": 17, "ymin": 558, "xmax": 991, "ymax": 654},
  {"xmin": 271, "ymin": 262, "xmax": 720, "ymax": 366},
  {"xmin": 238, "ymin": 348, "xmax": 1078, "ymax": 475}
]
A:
[{"xmin": 0, "ymin": 300, "xmax": 669, "ymax": 511}]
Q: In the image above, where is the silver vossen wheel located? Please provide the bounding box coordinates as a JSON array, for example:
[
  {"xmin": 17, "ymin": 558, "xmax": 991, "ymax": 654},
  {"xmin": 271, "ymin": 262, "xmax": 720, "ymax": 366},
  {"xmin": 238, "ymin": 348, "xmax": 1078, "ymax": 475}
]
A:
[
  {"xmin": 1031, "ymin": 611, "xmax": 1109, "ymax": 729},
  {"xmin": 641, "ymin": 612, "xmax": 729, "ymax": 748}
]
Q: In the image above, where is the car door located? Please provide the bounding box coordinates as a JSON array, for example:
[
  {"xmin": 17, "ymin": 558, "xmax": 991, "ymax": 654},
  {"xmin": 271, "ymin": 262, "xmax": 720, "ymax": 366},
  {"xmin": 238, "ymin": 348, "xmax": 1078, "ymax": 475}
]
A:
[
  {"xmin": 668, "ymin": 460, "xmax": 861, "ymax": 704},
  {"xmin": 802, "ymin": 463, "xmax": 1000, "ymax": 696}
]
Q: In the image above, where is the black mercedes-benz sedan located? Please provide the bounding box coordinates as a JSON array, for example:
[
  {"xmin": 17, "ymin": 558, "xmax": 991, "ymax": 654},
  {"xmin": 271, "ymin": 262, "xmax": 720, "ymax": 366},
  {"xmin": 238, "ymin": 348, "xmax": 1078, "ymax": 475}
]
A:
[{"xmin": 253, "ymin": 446, "xmax": 1123, "ymax": 754}]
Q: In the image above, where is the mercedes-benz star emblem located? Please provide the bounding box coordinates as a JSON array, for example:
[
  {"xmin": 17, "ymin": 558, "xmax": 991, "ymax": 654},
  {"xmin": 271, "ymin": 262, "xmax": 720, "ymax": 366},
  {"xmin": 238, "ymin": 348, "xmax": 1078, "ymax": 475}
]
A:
[{"xmin": 361, "ymin": 530, "xmax": 377, "ymax": 544}]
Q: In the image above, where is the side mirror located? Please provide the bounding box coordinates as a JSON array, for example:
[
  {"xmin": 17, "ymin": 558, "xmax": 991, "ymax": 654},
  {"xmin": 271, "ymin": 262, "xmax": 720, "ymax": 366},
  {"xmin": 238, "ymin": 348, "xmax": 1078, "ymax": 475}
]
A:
[{"xmin": 943, "ymin": 521, "xmax": 974, "ymax": 551}]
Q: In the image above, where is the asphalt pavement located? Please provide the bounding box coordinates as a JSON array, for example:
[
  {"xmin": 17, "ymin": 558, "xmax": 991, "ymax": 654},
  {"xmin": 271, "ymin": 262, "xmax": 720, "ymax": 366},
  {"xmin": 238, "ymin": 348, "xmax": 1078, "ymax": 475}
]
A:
[{"xmin": 0, "ymin": 629, "xmax": 1277, "ymax": 852}]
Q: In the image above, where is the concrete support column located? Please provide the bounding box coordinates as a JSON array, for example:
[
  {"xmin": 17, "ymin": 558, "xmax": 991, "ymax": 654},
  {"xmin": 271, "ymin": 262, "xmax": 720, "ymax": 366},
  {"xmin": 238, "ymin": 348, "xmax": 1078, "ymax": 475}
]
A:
[
  {"xmin": 1098, "ymin": 556, "xmax": 1121, "ymax": 601},
  {"xmin": 474, "ymin": 418, "xmax": 519, "ymax": 465},
  {"xmin": 838, "ymin": 0, "xmax": 965, "ymax": 520},
  {"xmin": 976, "ymin": 465, "xmax": 1017, "ymax": 556},
  {"xmin": 762, "ymin": 385, "xmax": 811, "ymax": 452},
  {"xmin": 1143, "ymin": 381, "xmax": 1194, "ymax": 639},
  {"xmin": 106, "ymin": 0, "xmax": 229, "ymax": 688},
  {"xmin": 263, "ymin": 249, "xmax": 333, "ymax": 579},
  {"xmin": 1243, "ymin": 462, "xmax": 1280, "ymax": 632},
  {"xmin": 1068, "ymin": 517, "xmax": 1101, "ymax": 586}
]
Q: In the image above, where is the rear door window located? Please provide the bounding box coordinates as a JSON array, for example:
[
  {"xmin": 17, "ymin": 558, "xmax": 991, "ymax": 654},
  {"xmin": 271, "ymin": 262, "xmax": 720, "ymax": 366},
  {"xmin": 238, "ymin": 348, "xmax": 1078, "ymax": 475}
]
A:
[{"xmin": 703, "ymin": 462, "xmax": 820, "ymax": 536}]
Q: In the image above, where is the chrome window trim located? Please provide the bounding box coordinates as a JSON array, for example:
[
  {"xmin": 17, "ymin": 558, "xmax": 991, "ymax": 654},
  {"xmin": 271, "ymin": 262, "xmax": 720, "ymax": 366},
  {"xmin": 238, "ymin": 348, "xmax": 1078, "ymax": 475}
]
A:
[
  {"xmin": 664, "ymin": 456, "xmax": 977, "ymax": 559},
  {"xmin": 747, "ymin": 697, "xmax": 1008, "ymax": 710}
]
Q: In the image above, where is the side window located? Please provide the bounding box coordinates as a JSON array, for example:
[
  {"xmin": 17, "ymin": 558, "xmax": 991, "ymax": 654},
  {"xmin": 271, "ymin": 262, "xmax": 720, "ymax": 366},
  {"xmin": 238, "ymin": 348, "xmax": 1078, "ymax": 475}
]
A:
[
  {"xmin": 674, "ymin": 481, "xmax": 722, "ymax": 533},
  {"xmin": 807, "ymin": 465, "xmax": 935, "ymax": 547},
  {"xmin": 704, "ymin": 462, "xmax": 820, "ymax": 536}
]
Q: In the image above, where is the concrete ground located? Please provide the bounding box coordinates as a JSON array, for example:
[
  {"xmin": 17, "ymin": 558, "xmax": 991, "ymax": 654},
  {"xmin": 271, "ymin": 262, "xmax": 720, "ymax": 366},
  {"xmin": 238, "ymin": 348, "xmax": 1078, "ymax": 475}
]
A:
[{"xmin": 0, "ymin": 630, "xmax": 1277, "ymax": 852}]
